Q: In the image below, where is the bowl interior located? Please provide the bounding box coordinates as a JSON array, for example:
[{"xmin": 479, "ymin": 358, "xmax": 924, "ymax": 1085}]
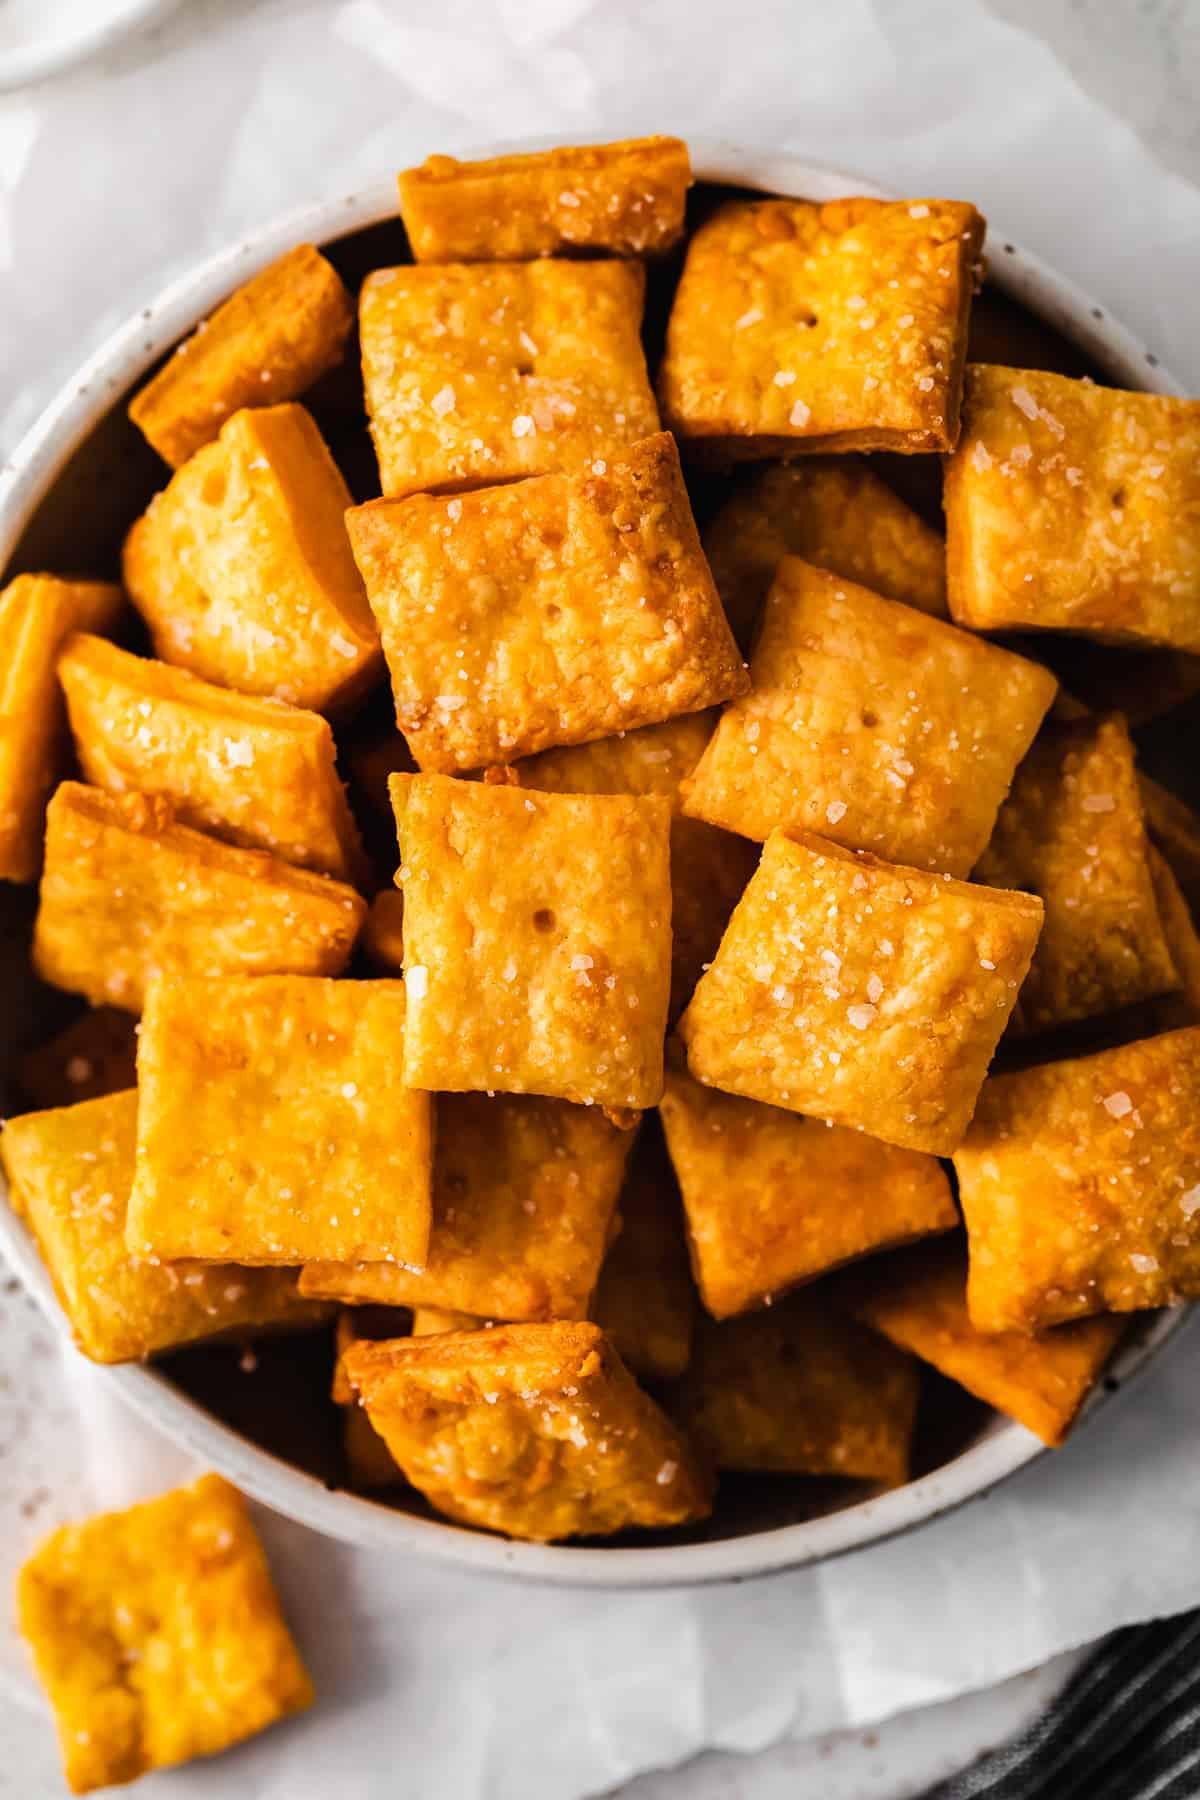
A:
[{"xmin": 1, "ymin": 152, "xmax": 1193, "ymax": 1586}]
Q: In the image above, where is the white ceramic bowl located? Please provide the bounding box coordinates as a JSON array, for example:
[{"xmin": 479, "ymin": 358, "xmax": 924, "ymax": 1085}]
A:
[{"xmin": 0, "ymin": 145, "xmax": 1188, "ymax": 1587}]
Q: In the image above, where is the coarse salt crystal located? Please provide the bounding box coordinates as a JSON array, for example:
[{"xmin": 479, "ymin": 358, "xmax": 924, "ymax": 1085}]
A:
[
  {"xmin": 916, "ymin": 375, "xmax": 934, "ymax": 392},
  {"xmin": 866, "ymin": 974, "xmax": 884, "ymax": 1004},
  {"xmin": 341, "ymin": 1082, "xmax": 358, "ymax": 1100},
  {"xmin": 430, "ymin": 385, "xmax": 456, "ymax": 417},
  {"xmin": 847, "ymin": 1002, "xmax": 877, "ymax": 1029},
  {"xmin": 908, "ymin": 203, "xmax": 930, "ymax": 218},
  {"xmin": 407, "ymin": 965, "xmax": 429, "ymax": 999},
  {"xmin": 1130, "ymin": 1253, "xmax": 1158, "ymax": 1274},
  {"xmin": 826, "ymin": 799, "xmax": 848, "ymax": 824},
  {"xmin": 1103, "ymin": 1091, "xmax": 1133, "ymax": 1118},
  {"xmin": 790, "ymin": 399, "xmax": 811, "ymax": 428},
  {"xmin": 1011, "ymin": 386, "xmax": 1039, "ymax": 420},
  {"xmin": 592, "ymin": 459, "xmax": 607, "ymax": 475},
  {"xmin": 656, "ymin": 1460, "xmax": 678, "ymax": 1485},
  {"xmin": 773, "ymin": 369, "xmax": 796, "ymax": 387},
  {"xmin": 979, "ymin": 958, "xmax": 996, "ymax": 971},
  {"xmin": 569, "ymin": 953, "xmax": 594, "ymax": 971},
  {"xmin": 511, "ymin": 414, "xmax": 535, "ymax": 438},
  {"xmin": 735, "ymin": 307, "xmax": 763, "ymax": 330},
  {"xmin": 446, "ymin": 498, "xmax": 462, "ymax": 521},
  {"xmin": 1180, "ymin": 1185, "xmax": 1200, "ymax": 1217}
]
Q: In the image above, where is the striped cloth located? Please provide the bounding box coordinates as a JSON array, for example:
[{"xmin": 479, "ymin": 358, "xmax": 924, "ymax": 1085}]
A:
[{"xmin": 925, "ymin": 1614, "xmax": 1200, "ymax": 1800}]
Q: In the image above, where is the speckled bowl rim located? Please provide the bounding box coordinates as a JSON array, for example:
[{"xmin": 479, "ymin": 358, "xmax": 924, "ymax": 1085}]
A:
[{"xmin": 0, "ymin": 141, "xmax": 1190, "ymax": 1588}]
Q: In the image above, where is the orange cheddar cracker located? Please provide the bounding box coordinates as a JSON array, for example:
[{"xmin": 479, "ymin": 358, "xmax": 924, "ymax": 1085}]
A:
[
  {"xmin": 17, "ymin": 1474, "xmax": 312, "ymax": 1794},
  {"xmin": 660, "ymin": 196, "xmax": 984, "ymax": 458},
  {"xmin": 681, "ymin": 557, "xmax": 1057, "ymax": 877},
  {"xmin": 59, "ymin": 633, "xmax": 365, "ymax": 880},
  {"xmin": 849, "ymin": 1237, "xmax": 1127, "ymax": 1447},
  {"xmin": 398, "ymin": 137, "xmax": 690, "ymax": 262},
  {"xmin": 359, "ymin": 258, "xmax": 659, "ymax": 499},
  {"xmin": 674, "ymin": 1293, "xmax": 919, "ymax": 1483},
  {"xmin": 347, "ymin": 433, "xmax": 746, "ymax": 773},
  {"xmin": 0, "ymin": 1092, "xmax": 326, "ymax": 1365},
  {"xmin": 33, "ymin": 783, "xmax": 364, "ymax": 1012},
  {"xmin": 975, "ymin": 714, "xmax": 1177, "ymax": 1035},
  {"xmin": 344, "ymin": 1321, "xmax": 711, "ymax": 1541},
  {"xmin": 658, "ymin": 1065, "xmax": 957, "ymax": 1318},
  {"xmin": 0, "ymin": 574, "xmax": 124, "ymax": 883},
  {"xmin": 955, "ymin": 1027, "xmax": 1200, "ymax": 1332},
  {"xmin": 702, "ymin": 457, "xmax": 948, "ymax": 651},
  {"xmin": 300, "ymin": 1091, "xmax": 632, "ymax": 1322},
  {"xmin": 128, "ymin": 244, "xmax": 354, "ymax": 468},
  {"xmin": 123, "ymin": 403, "xmax": 381, "ymax": 713},
  {"xmin": 392, "ymin": 773, "xmax": 672, "ymax": 1109},
  {"xmin": 945, "ymin": 365, "xmax": 1200, "ymax": 651},
  {"xmin": 679, "ymin": 830, "xmax": 1042, "ymax": 1155},
  {"xmin": 127, "ymin": 975, "xmax": 432, "ymax": 1269}
]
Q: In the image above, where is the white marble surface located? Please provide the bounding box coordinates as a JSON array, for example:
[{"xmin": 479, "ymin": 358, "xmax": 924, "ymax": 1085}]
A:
[{"xmin": 2, "ymin": 3, "xmax": 1199, "ymax": 1796}]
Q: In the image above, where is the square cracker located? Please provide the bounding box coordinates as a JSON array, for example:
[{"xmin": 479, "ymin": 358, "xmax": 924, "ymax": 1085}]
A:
[
  {"xmin": 590, "ymin": 1124, "xmax": 697, "ymax": 1382},
  {"xmin": 955, "ymin": 1026, "xmax": 1200, "ymax": 1332},
  {"xmin": 397, "ymin": 137, "xmax": 690, "ymax": 262},
  {"xmin": 16, "ymin": 1473, "xmax": 312, "ymax": 1794},
  {"xmin": 515, "ymin": 711, "xmax": 759, "ymax": 1021},
  {"xmin": 0, "ymin": 1091, "xmax": 327, "ymax": 1364},
  {"xmin": 945, "ymin": 365, "xmax": 1200, "ymax": 650},
  {"xmin": 0, "ymin": 575, "xmax": 124, "ymax": 883},
  {"xmin": 359, "ymin": 258, "xmax": 659, "ymax": 499},
  {"xmin": 674, "ymin": 1293, "xmax": 919, "ymax": 1482},
  {"xmin": 975, "ymin": 714, "xmax": 1177, "ymax": 1035},
  {"xmin": 681, "ymin": 558, "xmax": 1057, "ymax": 877},
  {"xmin": 343, "ymin": 1320, "xmax": 711, "ymax": 1541},
  {"xmin": 59, "ymin": 634, "xmax": 364, "ymax": 881},
  {"xmin": 122, "ymin": 403, "xmax": 381, "ymax": 713},
  {"xmin": 300, "ymin": 1091, "xmax": 632, "ymax": 1321},
  {"xmin": 33, "ymin": 783, "xmax": 364, "ymax": 1013},
  {"xmin": 16, "ymin": 1008, "xmax": 139, "ymax": 1113},
  {"xmin": 346, "ymin": 432, "xmax": 746, "ymax": 773},
  {"xmin": 127, "ymin": 975, "xmax": 432, "ymax": 1268},
  {"xmin": 128, "ymin": 244, "xmax": 354, "ymax": 468},
  {"xmin": 392, "ymin": 772, "xmax": 672, "ymax": 1108},
  {"xmin": 679, "ymin": 830, "xmax": 1043, "ymax": 1156},
  {"xmin": 702, "ymin": 457, "xmax": 948, "ymax": 651},
  {"xmin": 848, "ymin": 1237, "xmax": 1126, "ymax": 1447},
  {"xmin": 659, "ymin": 1064, "xmax": 957, "ymax": 1318},
  {"xmin": 659, "ymin": 196, "xmax": 984, "ymax": 458}
]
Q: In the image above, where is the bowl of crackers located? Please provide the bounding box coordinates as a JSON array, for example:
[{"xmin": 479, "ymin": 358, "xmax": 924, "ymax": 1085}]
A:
[{"xmin": 3, "ymin": 137, "xmax": 1198, "ymax": 1602}]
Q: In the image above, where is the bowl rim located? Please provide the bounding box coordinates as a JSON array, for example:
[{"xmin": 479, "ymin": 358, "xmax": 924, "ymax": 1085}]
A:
[{"xmin": 0, "ymin": 140, "xmax": 1188, "ymax": 1589}]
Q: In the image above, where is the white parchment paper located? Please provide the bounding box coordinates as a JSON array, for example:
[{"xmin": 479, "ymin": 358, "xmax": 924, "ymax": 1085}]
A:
[{"xmin": 3, "ymin": 2, "xmax": 1200, "ymax": 1794}]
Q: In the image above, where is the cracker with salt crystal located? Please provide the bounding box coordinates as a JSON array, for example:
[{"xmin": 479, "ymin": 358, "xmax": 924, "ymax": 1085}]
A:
[
  {"xmin": 975, "ymin": 714, "xmax": 1177, "ymax": 1035},
  {"xmin": 360, "ymin": 259, "xmax": 659, "ymax": 499},
  {"xmin": 679, "ymin": 829, "xmax": 1042, "ymax": 1155},
  {"xmin": 391, "ymin": 772, "xmax": 672, "ymax": 1109},
  {"xmin": 59, "ymin": 633, "xmax": 365, "ymax": 881},
  {"xmin": 398, "ymin": 137, "xmax": 690, "ymax": 262},
  {"xmin": 659, "ymin": 196, "xmax": 984, "ymax": 458},
  {"xmin": 123, "ymin": 403, "xmax": 381, "ymax": 712},
  {"xmin": 945, "ymin": 365, "xmax": 1200, "ymax": 650},
  {"xmin": 347, "ymin": 432, "xmax": 746, "ymax": 773},
  {"xmin": 682, "ymin": 557, "xmax": 1057, "ymax": 878},
  {"xmin": 127, "ymin": 975, "xmax": 432, "ymax": 1268},
  {"xmin": 128, "ymin": 244, "xmax": 353, "ymax": 468},
  {"xmin": 659, "ymin": 1064, "xmax": 957, "ymax": 1318},
  {"xmin": 702, "ymin": 457, "xmax": 948, "ymax": 650},
  {"xmin": 955, "ymin": 1027, "xmax": 1200, "ymax": 1331},
  {"xmin": 344, "ymin": 1321, "xmax": 712, "ymax": 1541},
  {"xmin": 0, "ymin": 1091, "xmax": 326, "ymax": 1364},
  {"xmin": 33, "ymin": 783, "xmax": 364, "ymax": 1012}
]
